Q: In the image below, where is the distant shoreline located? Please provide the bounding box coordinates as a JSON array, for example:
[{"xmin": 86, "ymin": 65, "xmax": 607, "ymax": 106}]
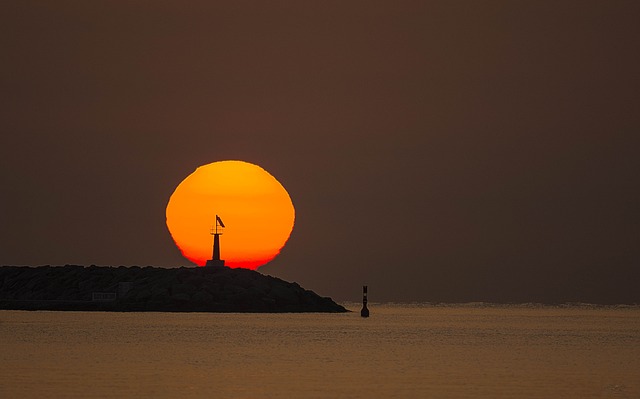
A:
[{"xmin": 340, "ymin": 301, "xmax": 640, "ymax": 309}]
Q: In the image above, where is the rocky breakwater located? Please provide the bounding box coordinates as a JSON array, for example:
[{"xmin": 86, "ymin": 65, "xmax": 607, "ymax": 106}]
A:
[{"xmin": 0, "ymin": 265, "xmax": 347, "ymax": 313}]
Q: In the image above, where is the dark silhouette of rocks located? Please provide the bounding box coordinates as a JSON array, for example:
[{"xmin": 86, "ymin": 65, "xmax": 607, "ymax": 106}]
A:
[{"xmin": 0, "ymin": 265, "xmax": 347, "ymax": 313}]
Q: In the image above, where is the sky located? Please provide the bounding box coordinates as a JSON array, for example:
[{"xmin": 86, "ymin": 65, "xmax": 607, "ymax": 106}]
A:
[{"xmin": 1, "ymin": 1, "xmax": 639, "ymax": 303}]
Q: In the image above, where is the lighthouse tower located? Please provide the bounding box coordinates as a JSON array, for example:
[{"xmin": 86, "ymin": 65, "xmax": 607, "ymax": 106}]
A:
[{"xmin": 205, "ymin": 215, "xmax": 226, "ymax": 267}]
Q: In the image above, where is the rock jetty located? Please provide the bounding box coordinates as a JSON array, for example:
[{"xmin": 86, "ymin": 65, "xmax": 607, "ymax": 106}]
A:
[{"xmin": 0, "ymin": 265, "xmax": 347, "ymax": 313}]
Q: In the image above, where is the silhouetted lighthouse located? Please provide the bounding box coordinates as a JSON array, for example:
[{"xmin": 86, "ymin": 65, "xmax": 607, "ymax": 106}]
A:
[
  {"xmin": 361, "ymin": 285, "xmax": 369, "ymax": 317},
  {"xmin": 205, "ymin": 215, "xmax": 226, "ymax": 267}
]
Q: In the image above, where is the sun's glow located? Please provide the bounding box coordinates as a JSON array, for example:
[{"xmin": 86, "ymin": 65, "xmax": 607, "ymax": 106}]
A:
[{"xmin": 165, "ymin": 160, "xmax": 295, "ymax": 269}]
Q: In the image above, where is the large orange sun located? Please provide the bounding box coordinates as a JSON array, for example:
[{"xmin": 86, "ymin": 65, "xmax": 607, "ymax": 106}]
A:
[{"xmin": 165, "ymin": 160, "xmax": 295, "ymax": 270}]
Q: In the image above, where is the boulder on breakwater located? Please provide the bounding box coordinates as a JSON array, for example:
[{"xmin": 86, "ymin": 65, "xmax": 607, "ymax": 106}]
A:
[{"xmin": 0, "ymin": 265, "xmax": 347, "ymax": 313}]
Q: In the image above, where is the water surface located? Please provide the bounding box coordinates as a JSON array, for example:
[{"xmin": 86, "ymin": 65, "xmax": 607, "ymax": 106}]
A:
[{"xmin": 1, "ymin": 304, "xmax": 638, "ymax": 398}]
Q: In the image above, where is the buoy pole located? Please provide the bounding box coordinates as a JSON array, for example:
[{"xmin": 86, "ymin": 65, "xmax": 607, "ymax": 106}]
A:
[{"xmin": 361, "ymin": 285, "xmax": 369, "ymax": 317}]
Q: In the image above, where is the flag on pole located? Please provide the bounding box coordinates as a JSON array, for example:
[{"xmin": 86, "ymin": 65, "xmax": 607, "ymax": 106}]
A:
[{"xmin": 216, "ymin": 215, "xmax": 225, "ymax": 228}]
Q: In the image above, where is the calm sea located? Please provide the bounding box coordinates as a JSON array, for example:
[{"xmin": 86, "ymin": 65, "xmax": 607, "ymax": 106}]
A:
[{"xmin": 1, "ymin": 304, "xmax": 638, "ymax": 398}]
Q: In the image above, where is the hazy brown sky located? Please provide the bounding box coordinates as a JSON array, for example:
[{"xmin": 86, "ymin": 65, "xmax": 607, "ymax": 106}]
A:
[{"xmin": 1, "ymin": 1, "xmax": 639, "ymax": 302}]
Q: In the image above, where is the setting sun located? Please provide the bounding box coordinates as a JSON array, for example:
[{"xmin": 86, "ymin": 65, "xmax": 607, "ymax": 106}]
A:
[{"xmin": 165, "ymin": 160, "xmax": 295, "ymax": 269}]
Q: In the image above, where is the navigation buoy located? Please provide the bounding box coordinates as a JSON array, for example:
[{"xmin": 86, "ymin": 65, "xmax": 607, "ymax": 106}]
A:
[{"xmin": 361, "ymin": 285, "xmax": 369, "ymax": 317}]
